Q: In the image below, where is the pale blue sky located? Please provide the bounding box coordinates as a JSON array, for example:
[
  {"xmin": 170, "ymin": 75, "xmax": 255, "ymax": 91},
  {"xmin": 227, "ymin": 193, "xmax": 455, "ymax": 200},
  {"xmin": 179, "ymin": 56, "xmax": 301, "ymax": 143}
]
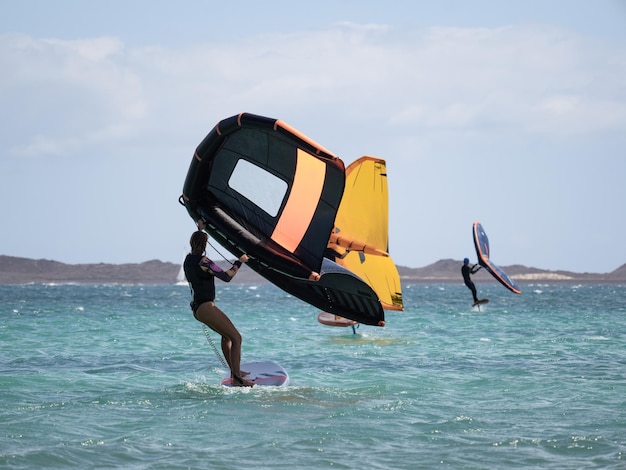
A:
[{"xmin": 1, "ymin": 0, "xmax": 625, "ymax": 273}]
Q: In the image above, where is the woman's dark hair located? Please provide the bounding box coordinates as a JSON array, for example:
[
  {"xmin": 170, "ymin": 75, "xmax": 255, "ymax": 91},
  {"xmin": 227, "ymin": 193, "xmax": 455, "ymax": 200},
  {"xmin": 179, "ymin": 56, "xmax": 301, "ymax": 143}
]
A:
[{"xmin": 189, "ymin": 231, "xmax": 208, "ymax": 255}]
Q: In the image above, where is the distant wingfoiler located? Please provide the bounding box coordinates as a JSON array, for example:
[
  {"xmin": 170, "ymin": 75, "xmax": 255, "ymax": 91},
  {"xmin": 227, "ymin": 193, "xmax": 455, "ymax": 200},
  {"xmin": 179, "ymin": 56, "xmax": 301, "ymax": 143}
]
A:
[{"xmin": 180, "ymin": 113, "xmax": 395, "ymax": 326}]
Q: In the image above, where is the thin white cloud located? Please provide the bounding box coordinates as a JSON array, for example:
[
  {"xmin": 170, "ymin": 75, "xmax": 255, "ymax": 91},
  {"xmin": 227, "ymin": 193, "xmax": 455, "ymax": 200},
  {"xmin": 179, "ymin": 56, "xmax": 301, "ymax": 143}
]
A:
[
  {"xmin": 1, "ymin": 33, "xmax": 146, "ymax": 157},
  {"xmin": 2, "ymin": 23, "xmax": 623, "ymax": 159},
  {"xmin": 1, "ymin": 22, "xmax": 625, "ymax": 271}
]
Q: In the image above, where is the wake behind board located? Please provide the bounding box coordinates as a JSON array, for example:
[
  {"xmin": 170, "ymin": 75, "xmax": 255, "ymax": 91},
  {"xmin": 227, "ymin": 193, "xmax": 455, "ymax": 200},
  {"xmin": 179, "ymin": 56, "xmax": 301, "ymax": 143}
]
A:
[
  {"xmin": 472, "ymin": 298, "xmax": 489, "ymax": 307},
  {"xmin": 221, "ymin": 361, "xmax": 289, "ymax": 387},
  {"xmin": 317, "ymin": 312, "xmax": 358, "ymax": 327}
]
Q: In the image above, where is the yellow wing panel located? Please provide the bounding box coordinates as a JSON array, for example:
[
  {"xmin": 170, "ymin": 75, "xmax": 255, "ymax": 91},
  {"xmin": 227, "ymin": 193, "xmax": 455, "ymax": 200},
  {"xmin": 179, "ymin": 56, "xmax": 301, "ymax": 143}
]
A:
[
  {"xmin": 334, "ymin": 156, "xmax": 389, "ymax": 250},
  {"xmin": 330, "ymin": 156, "xmax": 403, "ymax": 311},
  {"xmin": 338, "ymin": 251, "xmax": 403, "ymax": 310}
]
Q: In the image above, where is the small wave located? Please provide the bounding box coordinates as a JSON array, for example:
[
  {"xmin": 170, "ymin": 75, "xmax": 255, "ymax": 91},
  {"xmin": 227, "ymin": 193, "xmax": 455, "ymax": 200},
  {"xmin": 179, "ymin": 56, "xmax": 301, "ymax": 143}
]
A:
[{"xmin": 584, "ymin": 335, "xmax": 609, "ymax": 341}]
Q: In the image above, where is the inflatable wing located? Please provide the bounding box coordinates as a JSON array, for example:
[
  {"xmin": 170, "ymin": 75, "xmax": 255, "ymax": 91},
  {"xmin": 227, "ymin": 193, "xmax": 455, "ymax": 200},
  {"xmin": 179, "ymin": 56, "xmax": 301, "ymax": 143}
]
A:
[
  {"xmin": 180, "ymin": 113, "xmax": 385, "ymax": 326},
  {"xmin": 473, "ymin": 222, "xmax": 521, "ymax": 294},
  {"xmin": 328, "ymin": 157, "xmax": 403, "ymax": 311}
]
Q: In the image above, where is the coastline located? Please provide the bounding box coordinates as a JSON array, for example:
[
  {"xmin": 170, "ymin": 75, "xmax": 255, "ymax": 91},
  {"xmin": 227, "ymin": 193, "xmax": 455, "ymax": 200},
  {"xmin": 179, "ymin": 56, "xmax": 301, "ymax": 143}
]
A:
[{"xmin": 1, "ymin": 255, "xmax": 624, "ymax": 285}]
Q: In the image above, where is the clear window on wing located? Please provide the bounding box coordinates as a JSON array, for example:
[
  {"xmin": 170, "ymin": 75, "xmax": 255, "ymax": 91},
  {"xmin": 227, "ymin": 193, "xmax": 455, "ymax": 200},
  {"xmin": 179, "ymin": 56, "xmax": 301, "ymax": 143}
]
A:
[{"xmin": 228, "ymin": 159, "xmax": 288, "ymax": 217}]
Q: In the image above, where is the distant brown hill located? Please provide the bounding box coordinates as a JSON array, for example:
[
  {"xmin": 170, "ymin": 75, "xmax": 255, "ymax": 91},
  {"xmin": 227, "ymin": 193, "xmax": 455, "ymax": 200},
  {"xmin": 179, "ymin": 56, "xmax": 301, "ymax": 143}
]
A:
[
  {"xmin": 1, "ymin": 255, "xmax": 624, "ymax": 285},
  {"xmin": 398, "ymin": 258, "xmax": 626, "ymax": 283},
  {"xmin": 0, "ymin": 255, "xmax": 265, "ymax": 285},
  {"xmin": 0, "ymin": 256, "xmax": 180, "ymax": 284}
]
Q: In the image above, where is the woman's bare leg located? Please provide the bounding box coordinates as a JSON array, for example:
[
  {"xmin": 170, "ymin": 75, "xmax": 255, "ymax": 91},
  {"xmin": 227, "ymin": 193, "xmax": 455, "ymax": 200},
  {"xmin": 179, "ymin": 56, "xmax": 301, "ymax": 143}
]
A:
[{"xmin": 195, "ymin": 301, "xmax": 253, "ymax": 386}]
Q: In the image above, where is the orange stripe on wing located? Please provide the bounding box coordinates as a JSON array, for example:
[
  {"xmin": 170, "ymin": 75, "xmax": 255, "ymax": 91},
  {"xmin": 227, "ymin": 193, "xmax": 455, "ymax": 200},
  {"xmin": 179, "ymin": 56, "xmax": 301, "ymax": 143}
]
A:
[{"xmin": 271, "ymin": 149, "xmax": 325, "ymax": 253}]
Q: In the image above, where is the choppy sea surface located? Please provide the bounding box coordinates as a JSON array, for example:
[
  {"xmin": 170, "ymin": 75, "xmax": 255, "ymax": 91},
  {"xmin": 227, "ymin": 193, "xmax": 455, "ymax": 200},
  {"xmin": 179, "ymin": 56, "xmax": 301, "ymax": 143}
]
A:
[{"xmin": 1, "ymin": 281, "xmax": 625, "ymax": 469}]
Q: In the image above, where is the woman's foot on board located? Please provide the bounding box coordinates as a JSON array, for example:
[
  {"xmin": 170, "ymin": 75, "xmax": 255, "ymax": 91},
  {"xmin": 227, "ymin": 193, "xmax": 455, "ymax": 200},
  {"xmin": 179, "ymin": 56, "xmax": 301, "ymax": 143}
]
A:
[{"xmin": 232, "ymin": 374, "xmax": 254, "ymax": 387}]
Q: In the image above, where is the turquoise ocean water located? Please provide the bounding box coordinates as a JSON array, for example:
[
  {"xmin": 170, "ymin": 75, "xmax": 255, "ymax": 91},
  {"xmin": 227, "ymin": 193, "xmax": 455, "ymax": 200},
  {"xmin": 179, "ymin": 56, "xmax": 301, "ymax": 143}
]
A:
[{"xmin": 1, "ymin": 280, "xmax": 625, "ymax": 469}]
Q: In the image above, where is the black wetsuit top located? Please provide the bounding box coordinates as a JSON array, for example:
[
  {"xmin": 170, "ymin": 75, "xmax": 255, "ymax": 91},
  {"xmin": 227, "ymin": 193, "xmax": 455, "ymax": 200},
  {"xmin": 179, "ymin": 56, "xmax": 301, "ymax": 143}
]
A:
[
  {"xmin": 461, "ymin": 263, "xmax": 473, "ymax": 287},
  {"xmin": 183, "ymin": 254, "xmax": 233, "ymax": 313}
]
